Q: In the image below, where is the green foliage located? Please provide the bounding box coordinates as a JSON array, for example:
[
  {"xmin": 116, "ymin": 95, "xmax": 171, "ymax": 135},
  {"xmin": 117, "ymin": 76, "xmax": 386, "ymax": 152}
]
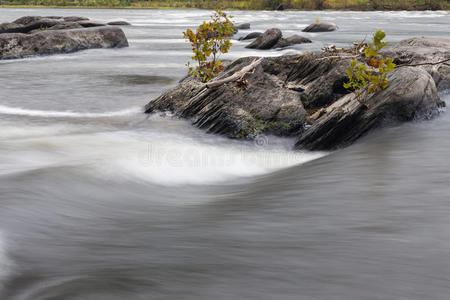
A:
[
  {"xmin": 344, "ymin": 30, "xmax": 396, "ymax": 102},
  {"xmin": 183, "ymin": 9, "xmax": 234, "ymax": 82}
]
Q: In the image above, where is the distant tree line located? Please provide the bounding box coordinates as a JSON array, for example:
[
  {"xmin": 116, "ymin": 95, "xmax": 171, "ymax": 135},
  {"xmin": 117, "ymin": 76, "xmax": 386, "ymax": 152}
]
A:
[{"xmin": 0, "ymin": 0, "xmax": 448, "ymax": 10}]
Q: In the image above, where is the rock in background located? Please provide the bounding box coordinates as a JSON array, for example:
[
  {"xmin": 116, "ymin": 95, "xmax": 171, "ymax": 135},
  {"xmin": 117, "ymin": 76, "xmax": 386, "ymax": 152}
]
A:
[{"xmin": 0, "ymin": 16, "xmax": 130, "ymax": 59}]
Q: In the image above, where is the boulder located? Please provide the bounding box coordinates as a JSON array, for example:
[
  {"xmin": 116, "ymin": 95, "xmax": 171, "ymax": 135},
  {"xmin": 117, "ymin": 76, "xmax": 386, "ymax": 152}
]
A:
[
  {"xmin": 1, "ymin": 16, "xmax": 104, "ymax": 34},
  {"xmin": 302, "ymin": 22, "xmax": 338, "ymax": 32},
  {"xmin": 276, "ymin": 4, "xmax": 285, "ymax": 10},
  {"xmin": 246, "ymin": 28, "xmax": 282, "ymax": 50},
  {"xmin": 382, "ymin": 37, "xmax": 450, "ymax": 91},
  {"xmin": 0, "ymin": 27, "xmax": 129, "ymax": 60},
  {"xmin": 145, "ymin": 57, "xmax": 308, "ymax": 138},
  {"xmin": 238, "ymin": 32, "xmax": 262, "ymax": 41},
  {"xmin": 295, "ymin": 67, "xmax": 444, "ymax": 150},
  {"xmin": 144, "ymin": 37, "xmax": 448, "ymax": 150},
  {"xmin": 235, "ymin": 23, "xmax": 250, "ymax": 30},
  {"xmin": 274, "ymin": 34, "xmax": 312, "ymax": 48},
  {"xmin": 107, "ymin": 21, "xmax": 131, "ymax": 26}
]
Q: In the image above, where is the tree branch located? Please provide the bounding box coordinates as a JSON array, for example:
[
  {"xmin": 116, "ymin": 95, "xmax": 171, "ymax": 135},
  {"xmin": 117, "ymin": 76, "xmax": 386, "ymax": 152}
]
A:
[
  {"xmin": 206, "ymin": 58, "xmax": 264, "ymax": 89},
  {"xmin": 396, "ymin": 58, "xmax": 450, "ymax": 68}
]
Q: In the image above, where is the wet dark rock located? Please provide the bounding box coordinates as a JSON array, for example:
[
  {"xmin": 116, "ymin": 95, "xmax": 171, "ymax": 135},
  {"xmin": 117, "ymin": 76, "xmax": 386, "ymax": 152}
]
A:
[
  {"xmin": 77, "ymin": 20, "xmax": 106, "ymax": 28},
  {"xmin": 274, "ymin": 34, "xmax": 312, "ymax": 48},
  {"xmin": 276, "ymin": 4, "xmax": 285, "ymax": 10},
  {"xmin": 107, "ymin": 21, "xmax": 131, "ymax": 26},
  {"xmin": 238, "ymin": 32, "xmax": 262, "ymax": 41},
  {"xmin": 246, "ymin": 28, "xmax": 282, "ymax": 49},
  {"xmin": 302, "ymin": 22, "xmax": 338, "ymax": 32},
  {"xmin": 0, "ymin": 27, "xmax": 129, "ymax": 60}
]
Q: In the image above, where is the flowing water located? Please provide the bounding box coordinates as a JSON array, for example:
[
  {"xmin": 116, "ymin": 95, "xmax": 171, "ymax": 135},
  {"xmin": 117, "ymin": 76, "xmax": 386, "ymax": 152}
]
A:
[{"xmin": 0, "ymin": 8, "xmax": 449, "ymax": 300}]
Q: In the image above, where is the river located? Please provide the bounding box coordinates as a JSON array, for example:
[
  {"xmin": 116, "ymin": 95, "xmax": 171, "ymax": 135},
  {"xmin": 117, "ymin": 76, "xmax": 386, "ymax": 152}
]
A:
[{"xmin": 0, "ymin": 8, "xmax": 449, "ymax": 300}]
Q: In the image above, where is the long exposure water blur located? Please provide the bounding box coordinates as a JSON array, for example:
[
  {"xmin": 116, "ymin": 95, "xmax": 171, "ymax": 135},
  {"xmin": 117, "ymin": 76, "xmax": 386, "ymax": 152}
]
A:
[{"xmin": 0, "ymin": 8, "xmax": 449, "ymax": 300}]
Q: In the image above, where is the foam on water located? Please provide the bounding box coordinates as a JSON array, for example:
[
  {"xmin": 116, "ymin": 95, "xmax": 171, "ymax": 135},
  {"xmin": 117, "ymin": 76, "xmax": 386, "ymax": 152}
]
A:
[
  {"xmin": 0, "ymin": 105, "xmax": 142, "ymax": 118},
  {"xmin": 0, "ymin": 120, "xmax": 326, "ymax": 186}
]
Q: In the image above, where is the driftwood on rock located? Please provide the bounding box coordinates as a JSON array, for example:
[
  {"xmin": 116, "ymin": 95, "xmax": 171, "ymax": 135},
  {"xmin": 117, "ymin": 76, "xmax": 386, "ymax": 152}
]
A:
[{"xmin": 206, "ymin": 58, "xmax": 263, "ymax": 88}]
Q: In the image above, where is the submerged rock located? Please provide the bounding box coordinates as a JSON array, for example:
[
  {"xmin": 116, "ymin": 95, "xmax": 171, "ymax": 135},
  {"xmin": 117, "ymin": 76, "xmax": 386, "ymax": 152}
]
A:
[
  {"xmin": 0, "ymin": 27, "xmax": 129, "ymax": 59},
  {"xmin": 107, "ymin": 21, "xmax": 131, "ymax": 26},
  {"xmin": 77, "ymin": 20, "xmax": 106, "ymax": 28},
  {"xmin": 145, "ymin": 37, "xmax": 449, "ymax": 150},
  {"xmin": 302, "ymin": 22, "xmax": 338, "ymax": 32}
]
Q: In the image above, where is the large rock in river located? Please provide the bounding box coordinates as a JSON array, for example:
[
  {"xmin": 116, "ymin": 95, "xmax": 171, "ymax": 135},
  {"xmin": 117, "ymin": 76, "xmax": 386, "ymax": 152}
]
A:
[
  {"xmin": 0, "ymin": 27, "xmax": 128, "ymax": 59},
  {"xmin": 296, "ymin": 67, "xmax": 444, "ymax": 150},
  {"xmin": 382, "ymin": 37, "xmax": 450, "ymax": 90},
  {"xmin": 145, "ymin": 37, "xmax": 448, "ymax": 150},
  {"xmin": 0, "ymin": 16, "xmax": 111, "ymax": 35},
  {"xmin": 146, "ymin": 57, "xmax": 308, "ymax": 137},
  {"xmin": 245, "ymin": 28, "xmax": 310, "ymax": 50},
  {"xmin": 246, "ymin": 28, "xmax": 282, "ymax": 49}
]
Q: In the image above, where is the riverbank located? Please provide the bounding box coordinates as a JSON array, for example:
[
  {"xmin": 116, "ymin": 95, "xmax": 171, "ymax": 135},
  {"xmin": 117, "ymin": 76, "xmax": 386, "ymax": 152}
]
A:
[{"xmin": 1, "ymin": 0, "xmax": 449, "ymax": 10}]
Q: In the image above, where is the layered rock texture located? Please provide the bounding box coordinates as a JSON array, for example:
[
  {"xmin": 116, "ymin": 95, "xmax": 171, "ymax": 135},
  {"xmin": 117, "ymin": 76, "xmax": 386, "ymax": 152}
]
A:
[
  {"xmin": 382, "ymin": 37, "xmax": 450, "ymax": 90},
  {"xmin": 146, "ymin": 38, "xmax": 449, "ymax": 151},
  {"xmin": 0, "ymin": 16, "xmax": 129, "ymax": 59}
]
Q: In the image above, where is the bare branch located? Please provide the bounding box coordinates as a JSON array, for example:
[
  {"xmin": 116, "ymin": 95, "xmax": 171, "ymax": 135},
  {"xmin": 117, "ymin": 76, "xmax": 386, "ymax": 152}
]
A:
[
  {"xmin": 206, "ymin": 58, "xmax": 264, "ymax": 89},
  {"xmin": 396, "ymin": 58, "xmax": 450, "ymax": 68}
]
